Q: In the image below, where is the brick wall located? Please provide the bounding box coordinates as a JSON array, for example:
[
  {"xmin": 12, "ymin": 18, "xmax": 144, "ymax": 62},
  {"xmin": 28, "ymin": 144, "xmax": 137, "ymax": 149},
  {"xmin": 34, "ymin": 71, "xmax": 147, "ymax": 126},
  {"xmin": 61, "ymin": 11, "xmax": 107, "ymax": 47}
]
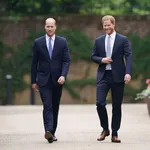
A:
[
  {"xmin": 1, "ymin": 15, "xmax": 150, "ymax": 104},
  {"xmin": 0, "ymin": 15, "xmax": 150, "ymax": 48}
]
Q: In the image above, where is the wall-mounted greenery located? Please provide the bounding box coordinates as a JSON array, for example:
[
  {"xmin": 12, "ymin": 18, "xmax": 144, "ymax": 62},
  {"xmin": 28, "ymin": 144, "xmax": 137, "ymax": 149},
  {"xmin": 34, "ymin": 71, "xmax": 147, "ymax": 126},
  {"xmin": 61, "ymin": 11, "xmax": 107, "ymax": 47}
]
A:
[
  {"xmin": 0, "ymin": 30, "xmax": 150, "ymax": 104},
  {"xmin": 57, "ymin": 29, "xmax": 93, "ymax": 61},
  {"xmin": 128, "ymin": 33, "xmax": 150, "ymax": 79},
  {"xmin": 0, "ymin": 29, "xmax": 95, "ymax": 104},
  {"xmin": 128, "ymin": 33, "xmax": 150, "ymax": 94}
]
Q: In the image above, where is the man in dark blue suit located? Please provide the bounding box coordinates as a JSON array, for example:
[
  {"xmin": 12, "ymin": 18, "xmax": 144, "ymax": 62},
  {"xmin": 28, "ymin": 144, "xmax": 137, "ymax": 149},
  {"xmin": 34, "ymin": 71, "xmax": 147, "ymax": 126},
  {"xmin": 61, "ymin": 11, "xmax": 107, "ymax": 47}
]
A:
[
  {"xmin": 91, "ymin": 15, "xmax": 132, "ymax": 143},
  {"xmin": 31, "ymin": 18, "xmax": 70, "ymax": 143}
]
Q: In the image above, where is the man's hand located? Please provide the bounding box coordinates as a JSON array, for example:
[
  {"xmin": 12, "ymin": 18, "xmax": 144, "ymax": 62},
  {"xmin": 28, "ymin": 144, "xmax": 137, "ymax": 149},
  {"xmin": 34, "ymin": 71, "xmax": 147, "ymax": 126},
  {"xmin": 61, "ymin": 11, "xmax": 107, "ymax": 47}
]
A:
[
  {"xmin": 101, "ymin": 57, "xmax": 113, "ymax": 64},
  {"xmin": 58, "ymin": 76, "xmax": 65, "ymax": 85},
  {"xmin": 124, "ymin": 74, "xmax": 131, "ymax": 84},
  {"xmin": 32, "ymin": 83, "xmax": 39, "ymax": 92}
]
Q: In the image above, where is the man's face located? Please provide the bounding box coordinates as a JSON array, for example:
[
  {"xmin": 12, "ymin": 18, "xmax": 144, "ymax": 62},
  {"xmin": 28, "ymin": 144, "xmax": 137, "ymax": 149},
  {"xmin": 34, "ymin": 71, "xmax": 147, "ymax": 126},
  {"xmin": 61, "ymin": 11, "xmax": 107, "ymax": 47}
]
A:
[
  {"xmin": 103, "ymin": 19, "xmax": 115, "ymax": 35},
  {"xmin": 45, "ymin": 20, "xmax": 56, "ymax": 37}
]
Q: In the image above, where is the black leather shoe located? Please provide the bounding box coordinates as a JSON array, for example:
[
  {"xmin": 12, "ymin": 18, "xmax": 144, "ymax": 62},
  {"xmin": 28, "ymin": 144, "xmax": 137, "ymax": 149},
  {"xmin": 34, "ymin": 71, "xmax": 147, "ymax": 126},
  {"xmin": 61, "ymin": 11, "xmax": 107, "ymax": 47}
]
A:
[
  {"xmin": 45, "ymin": 131, "xmax": 53, "ymax": 143},
  {"xmin": 97, "ymin": 130, "xmax": 110, "ymax": 141},
  {"xmin": 111, "ymin": 136, "xmax": 121, "ymax": 143}
]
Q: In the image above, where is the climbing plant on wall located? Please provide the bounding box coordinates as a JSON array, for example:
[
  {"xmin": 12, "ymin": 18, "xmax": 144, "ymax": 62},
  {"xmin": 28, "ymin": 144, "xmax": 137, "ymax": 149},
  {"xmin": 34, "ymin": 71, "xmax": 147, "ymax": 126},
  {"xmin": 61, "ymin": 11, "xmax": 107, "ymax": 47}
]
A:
[
  {"xmin": 0, "ymin": 29, "xmax": 95, "ymax": 104},
  {"xmin": 0, "ymin": 30, "xmax": 150, "ymax": 104}
]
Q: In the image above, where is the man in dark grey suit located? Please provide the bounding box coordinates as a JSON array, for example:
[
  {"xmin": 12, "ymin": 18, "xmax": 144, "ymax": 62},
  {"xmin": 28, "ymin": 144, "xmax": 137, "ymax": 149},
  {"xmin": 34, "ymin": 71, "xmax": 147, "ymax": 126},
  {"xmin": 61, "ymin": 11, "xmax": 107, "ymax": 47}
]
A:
[
  {"xmin": 31, "ymin": 18, "xmax": 70, "ymax": 143},
  {"xmin": 91, "ymin": 15, "xmax": 132, "ymax": 143}
]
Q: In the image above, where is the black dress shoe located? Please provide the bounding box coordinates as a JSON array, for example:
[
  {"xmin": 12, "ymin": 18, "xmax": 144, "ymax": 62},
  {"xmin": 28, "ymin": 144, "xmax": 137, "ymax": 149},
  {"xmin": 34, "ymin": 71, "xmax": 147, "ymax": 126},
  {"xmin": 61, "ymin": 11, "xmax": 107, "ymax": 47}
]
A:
[
  {"xmin": 45, "ymin": 131, "xmax": 53, "ymax": 143},
  {"xmin": 53, "ymin": 135, "xmax": 58, "ymax": 141},
  {"xmin": 97, "ymin": 130, "xmax": 110, "ymax": 141},
  {"xmin": 111, "ymin": 136, "xmax": 121, "ymax": 143}
]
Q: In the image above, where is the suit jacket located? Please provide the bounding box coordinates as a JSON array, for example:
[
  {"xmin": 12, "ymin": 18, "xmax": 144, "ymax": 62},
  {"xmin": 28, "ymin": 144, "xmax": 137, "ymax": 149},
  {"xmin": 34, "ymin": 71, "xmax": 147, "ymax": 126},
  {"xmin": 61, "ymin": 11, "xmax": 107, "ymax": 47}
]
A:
[
  {"xmin": 31, "ymin": 35, "xmax": 71, "ymax": 87},
  {"xmin": 91, "ymin": 33, "xmax": 132, "ymax": 83}
]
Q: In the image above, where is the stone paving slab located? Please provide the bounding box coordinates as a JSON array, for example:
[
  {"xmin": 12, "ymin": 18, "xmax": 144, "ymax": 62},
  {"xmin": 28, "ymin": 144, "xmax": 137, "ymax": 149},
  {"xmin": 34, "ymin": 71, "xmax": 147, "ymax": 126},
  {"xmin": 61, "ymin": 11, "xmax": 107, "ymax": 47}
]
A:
[{"xmin": 0, "ymin": 104, "xmax": 150, "ymax": 150}]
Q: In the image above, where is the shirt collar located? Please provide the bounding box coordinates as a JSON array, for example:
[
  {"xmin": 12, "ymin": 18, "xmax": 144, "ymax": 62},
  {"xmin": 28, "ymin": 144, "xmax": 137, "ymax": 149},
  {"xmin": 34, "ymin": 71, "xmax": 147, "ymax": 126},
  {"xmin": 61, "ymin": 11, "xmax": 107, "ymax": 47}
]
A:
[
  {"xmin": 106, "ymin": 31, "xmax": 116, "ymax": 39},
  {"xmin": 46, "ymin": 34, "xmax": 55, "ymax": 41}
]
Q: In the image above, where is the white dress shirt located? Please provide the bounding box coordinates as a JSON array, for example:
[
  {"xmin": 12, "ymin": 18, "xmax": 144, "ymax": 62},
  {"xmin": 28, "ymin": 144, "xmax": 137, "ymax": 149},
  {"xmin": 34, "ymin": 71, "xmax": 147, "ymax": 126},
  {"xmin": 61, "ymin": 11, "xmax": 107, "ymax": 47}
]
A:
[
  {"xmin": 105, "ymin": 31, "xmax": 116, "ymax": 70},
  {"xmin": 46, "ymin": 34, "xmax": 55, "ymax": 50}
]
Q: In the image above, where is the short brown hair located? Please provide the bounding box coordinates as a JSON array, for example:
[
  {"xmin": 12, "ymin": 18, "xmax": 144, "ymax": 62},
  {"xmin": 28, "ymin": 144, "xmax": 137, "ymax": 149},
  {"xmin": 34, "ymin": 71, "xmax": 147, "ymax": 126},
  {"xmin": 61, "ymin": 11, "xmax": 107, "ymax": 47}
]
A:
[{"xmin": 102, "ymin": 15, "xmax": 115, "ymax": 25}]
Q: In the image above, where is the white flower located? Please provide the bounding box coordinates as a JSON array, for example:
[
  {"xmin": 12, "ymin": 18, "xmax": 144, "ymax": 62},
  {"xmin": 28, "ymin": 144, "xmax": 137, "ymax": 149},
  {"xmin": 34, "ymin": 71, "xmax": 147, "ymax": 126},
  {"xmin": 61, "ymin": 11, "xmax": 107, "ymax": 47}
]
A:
[{"xmin": 135, "ymin": 88, "xmax": 150, "ymax": 100}]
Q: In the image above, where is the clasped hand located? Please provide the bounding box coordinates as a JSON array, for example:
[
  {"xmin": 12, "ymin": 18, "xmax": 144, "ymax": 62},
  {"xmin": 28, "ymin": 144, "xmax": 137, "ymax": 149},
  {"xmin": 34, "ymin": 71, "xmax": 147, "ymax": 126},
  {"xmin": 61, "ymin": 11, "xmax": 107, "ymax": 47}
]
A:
[{"xmin": 102, "ymin": 57, "xmax": 113, "ymax": 64}]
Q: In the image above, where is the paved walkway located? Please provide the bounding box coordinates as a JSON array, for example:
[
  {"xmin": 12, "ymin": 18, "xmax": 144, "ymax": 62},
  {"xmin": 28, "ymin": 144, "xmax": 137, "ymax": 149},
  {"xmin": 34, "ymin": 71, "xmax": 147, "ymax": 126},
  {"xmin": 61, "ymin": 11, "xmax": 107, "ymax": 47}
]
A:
[{"xmin": 0, "ymin": 104, "xmax": 150, "ymax": 150}]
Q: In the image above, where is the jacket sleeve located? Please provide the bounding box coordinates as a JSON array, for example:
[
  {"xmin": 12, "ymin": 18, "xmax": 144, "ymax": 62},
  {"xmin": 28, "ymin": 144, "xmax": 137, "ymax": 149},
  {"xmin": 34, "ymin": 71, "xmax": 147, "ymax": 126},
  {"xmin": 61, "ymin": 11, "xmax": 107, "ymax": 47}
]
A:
[
  {"xmin": 61, "ymin": 39, "xmax": 71, "ymax": 78},
  {"xmin": 124, "ymin": 37, "xmax": 132, "ymax": 75},
  {"xmin": 91, "ymin": 39, "xmax": 104, "ymax": 66}
]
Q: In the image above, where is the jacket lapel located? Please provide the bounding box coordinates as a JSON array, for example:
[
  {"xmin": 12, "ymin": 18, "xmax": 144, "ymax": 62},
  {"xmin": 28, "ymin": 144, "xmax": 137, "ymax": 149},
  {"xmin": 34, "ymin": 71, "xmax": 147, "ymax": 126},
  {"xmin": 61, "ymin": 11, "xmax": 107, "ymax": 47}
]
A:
[
  {"xmin": 41, "ymin": 36, "xmax": 51, "ymax": 60},
  {"xmin": 111, "ymin": 33, "xmax": 118, "ymax": 57},
  {"xmin": 51, "ymin": 35, "xmax": 59, "ymax": 59},
  {"xmin": 102, "ymin": 35, "xmax": 106, "ymax": 57},
  {"xmin": 41, "ymin": 35, "xmax": 59, "ymax": 60}
]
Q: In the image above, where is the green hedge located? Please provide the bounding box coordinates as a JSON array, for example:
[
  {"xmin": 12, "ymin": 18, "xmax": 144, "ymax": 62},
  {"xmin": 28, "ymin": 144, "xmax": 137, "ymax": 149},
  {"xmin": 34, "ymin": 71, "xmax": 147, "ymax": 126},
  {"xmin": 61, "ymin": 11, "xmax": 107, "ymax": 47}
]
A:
[
  {"xmin": 0, "ymin": 29, "xmax": 94, "ymax": 104},
  {"xmin": 0, "ymin": 30, "xmax": 150, "ymax": 104}
]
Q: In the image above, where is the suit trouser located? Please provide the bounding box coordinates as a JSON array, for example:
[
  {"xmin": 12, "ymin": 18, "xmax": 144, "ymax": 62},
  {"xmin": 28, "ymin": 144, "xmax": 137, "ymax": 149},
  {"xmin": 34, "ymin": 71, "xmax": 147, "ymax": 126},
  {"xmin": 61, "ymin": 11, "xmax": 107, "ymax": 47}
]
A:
[
  {"xmin": 39, "ymin": 77, "xmax": 62, "ymax": 135},
  {"xmin": 96, "ymin": 71, "xmax": 124, "ymax": 136}
]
